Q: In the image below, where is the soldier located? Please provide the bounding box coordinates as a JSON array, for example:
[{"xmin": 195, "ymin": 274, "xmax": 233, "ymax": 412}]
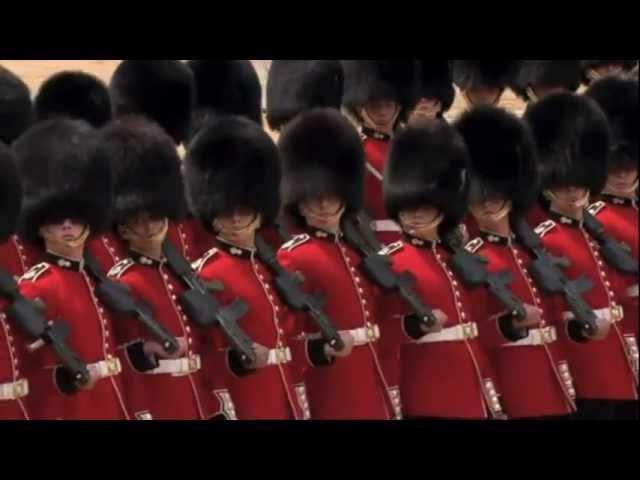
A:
[
  {"xmin": 586, "ymin": 76, "xmax": 638, "ymax": 339},
  {"xmin": 379, "ymin": 120, "xmax": 508, "ymax": 420},
  {"xmin": 0, "ymin": 142, "xmax": 29, "ymax": 419},
  {"xmin": 404, "ymin": 60, "xmax": 455, "ymax": 126},
  {"xmin": 101, "ymin": 60, "xmax": 204, "ymax": 271},
  {"xmin": 580, "ymin": 60, "xmax": 638, "ymax": 86},
  {"xmin": 457, "ymin": 106, "xmax": 578, "ymax": 419},
  {"xmin": 185, "ymin": 114, "xmax": 306, "ymax": 420},
  {"xmin": 509, "ymin": 60, "xmax": 582, "ymax": 104},
  {"xmin": 524, "ymin": 93, "xmax": 638, "ymax": 419},
  {"xmin": 34, "ymin": 71, "xmax": 112, "ymax": 127},
  {"xmin": 277, "ymin": 108, "xmax": 400, "ymax": 420},
  {"xmin": 101, "ymin": 116, "xmax": 226, "ymax": 420},
  {"xmin": 187, "ymin": 60, "xmax": 263, "ymax": 140},
  {"xmin": 0, "ymin": 65, "xmax": 32, "ymax": 145},
  {"xmin": 13, "ymin": 119, "xmax": 129, "ymax": 420},
  {"xmin": 452, "ymin": 60, "xmax": 521, "ymax": 108}
]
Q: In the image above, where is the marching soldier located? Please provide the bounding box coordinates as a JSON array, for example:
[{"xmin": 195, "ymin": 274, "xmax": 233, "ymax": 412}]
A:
[
  {"xmin": 0, "ymin": 65, "xmax": 32, "ymax": 145},
  {"xmin": 13, "ymin": 118, "xmax": 129, "ymax": 420},
  {"xmin": 277, "ymin": 108, "xmax": 399, "ymax": 419},
  {"xmin": 102, "ymin": 116, "xmax": 225, "ymax": 420},
  {"xmin": 524, "ymin": 93, "xmax": 638, "ymax": 419},
  {"xmin": 580, "ymin": 60, "xmax": 638, "ymax": 86},
  {"xmin": 509, "ymin": 60, "xmax": 582, "ymax": 104},
  {"xmin": 185, "ymin": 114, "xmax": 306, "ymax": 420},
  {"xmin": 586, "ymin": 76, "xmax": 639, "ymax": 339},
  {"xmin": 380, "ymin": 120, "xmax": 507, "ymax": 420},
  {"xmin": 457, "ymin": 106, "xmax": 578, "ymax": 419},
  {"xmin": 34, "ymin": 71, "xmax": 112, "ymax": 127},
  {"xmin": 0, "ymin": 142, "xmax": 30, "ymax": 419},
  {"xmin": 452, "ymin": 60, "xmax": 521, "ymax": 108},
  {"xmin": 404, "ymin": 60, "xmax": 455, "ymax": 126}
]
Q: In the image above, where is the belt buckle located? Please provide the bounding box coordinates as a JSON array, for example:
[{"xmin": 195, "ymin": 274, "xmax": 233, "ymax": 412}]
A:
[
  {"xmin": 366, "ymin": 325, "xmax": 377, "ymax": 342},
  {"xmin": 276, "ymin": 347, "xmax": 287, "ymax": 364},
  {"xmin": 541, "ymin": 327, "xmax": 553, "ymax": 344},
  {"xmin": 13, "ymin": 379, "xmax": 27, "ymax": 399},
  {"xmin": 188, "ymin": 355, "xmax": 201, "ymax": 372},
  {"xmin": 611, "ymin": 304, "xmax": 624, "ymax": 323},
  {"xmin": 463, "ymin": 322, "xmax": 477, "ymax": 339},
  {"xmin": 106, "ymin": 357, "xmax": 121, "ymax": 376}
]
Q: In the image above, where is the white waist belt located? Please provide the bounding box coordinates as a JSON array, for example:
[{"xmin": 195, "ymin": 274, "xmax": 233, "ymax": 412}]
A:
[
  {"xmin": 347, "ymin": 324, "xmax": 381, "ymax": 346},
  {"xmin": 91, "ymin": 357, "xmax": 122, "ymax": 379},
  {"xmin": 562, "ymin": 305, "xmax": 624, "ymax": 324},
  {"xmin": 416, "ymin": 322, "xmax": 479, "ymax": 344},
  {"xmin": 627, "ymin": 284, "xmax": 638, "ymax": 298},
  {"xmin": 267, "ymin": 346, "xmax": 292, "ymax": 366},
  {"xmin": 370, "ymin": 220, "xmax": 402, "ymax": 233},
  {"xmin": 0, "ymin": 378, "xmax": 29, "ymax": 401},
  {"xmin": 147, "ymin": 354, "xmax": 201, "ymax": 376},
  {"xmin": 504, "ymin": 326, "xmax": 557, "ymax": 347}
]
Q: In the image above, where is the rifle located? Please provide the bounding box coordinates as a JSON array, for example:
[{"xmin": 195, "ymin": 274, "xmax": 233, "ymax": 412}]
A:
[
  {"xmin": 83, "ymin": 254, "xmax": 180, "ymax": 355},
  {"xmin": 512, "ymin": 217, "xmax": 599, "ymax": 335},
  {"xmin": 583, "ymin": 212, "xmax": 638, "ymax": 276},
  {"xmin": 341, "ymin": 212, "xmax": 438, "ymax": 329},
  {"xmin": 0, "ymin": 268, "xmax": 89, "ymax": 386},
  {"xmin": 254, "ymin": 234, "xmax": 345, "ymax": 351},
  {"xmin": 161, "ymin": 241, "xmax": 256, "ymax": 368}
]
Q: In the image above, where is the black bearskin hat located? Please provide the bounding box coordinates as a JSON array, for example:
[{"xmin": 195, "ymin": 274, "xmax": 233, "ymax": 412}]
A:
[
  {"xmin": 0, "ymin": 141, "xmax": 22, "ymax": 241},
  {"xmin": 0, "ymin": 65, "xmax": 33, "ymax": 145},
  {"xmin": 509, "ymin": 60, "xmax": 582, "ymax": 102}
]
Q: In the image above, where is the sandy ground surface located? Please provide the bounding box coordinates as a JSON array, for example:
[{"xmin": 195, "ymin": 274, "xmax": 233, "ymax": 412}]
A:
[{"xmin": 0, "ymin": 59, "xmax": 527, "ymax": 125}]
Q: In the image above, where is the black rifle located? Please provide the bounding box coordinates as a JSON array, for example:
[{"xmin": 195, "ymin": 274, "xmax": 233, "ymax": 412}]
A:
[
  {"xmin": 512, "ymin": 217, "xmax": 599, "ymax": 335},
  {"xmin": 341, "ymin": 212, "xmax": 438, "ymax": 329},
  {"xmin": 583, "ymin": 212, "xmax": 638, "ymax": 276},
  {"xmin": 254, "ymin": 234, "xmax": 345, "ymax": 351},
  {"xmin": 83, "ymin": 254, "xmax": 180, "ymax": 355},
  {"xmin": 161, "ymin": 241, "xmax": 256, "ymax": 368},
  {"xmin": 0, "ymin": 268, "xmax": 89, "ymax": 386}
]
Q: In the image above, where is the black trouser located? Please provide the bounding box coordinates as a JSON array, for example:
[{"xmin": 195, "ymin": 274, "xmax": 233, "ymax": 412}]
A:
[{"xmin": 576, "ymin": 399, "xmax": 639, "ymax": 420}]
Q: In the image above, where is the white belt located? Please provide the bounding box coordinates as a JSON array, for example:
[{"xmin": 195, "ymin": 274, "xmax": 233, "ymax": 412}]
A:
[
  {"xmin": 347, "ymin": 324, "xmax": 381, "ymax": 346},
  {"xmin": 416, "ymin": 322, "xmax": 479, "ymax": 344},
  {"xmin": 267, "ymin": 346, "xmax": 292, "ymax": 366},
  {"xmin": 504, "ymin": 326, "xmax": 557, "ymax": 347},
  {"xmin": 90, "ymin": 357, "xmax": 122, "ymax": 379},
  {"xmin": 0, "ymin": 378, "xmax": 29, "ymax": 401},
  {"xmin": 146, "ymin": 354, "xmax": 201, "ymax": 376},
  {"xmin": 627, "ymin": 284, "xmax": 638, "ymax": 298},
  {"xmin": 562, "ymin": 305, "xmax": 624, "ymax": 324},
  {"xmin": 370, "ymin": 220, "xmax": 402, "ymax": 233}
]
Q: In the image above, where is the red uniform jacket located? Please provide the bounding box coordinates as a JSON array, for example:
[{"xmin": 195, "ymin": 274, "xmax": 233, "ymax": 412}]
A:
[
  {"xmin": 107, "ymin": 249, "xmax": 224, "ymax": 420},
  {"xmin": 588, "ymin": 197, "xmax": 638, "ymax": 338},
  {"xmin": 17, "ymin": 253, "xmax": 130, "ymax": 420},
  {"xmin": 466, "ymin": 232, "xmax": 577, "ymax": 418},
  {"xmin": 278, "ymin": 229, "xmax": 397, "ymax": 420},
  {"xmin": 534, "ymin": 211, "xmax": 638, "ymax": 401},
  {"xmin": 194, "ymin": 238, "xmax": 305, "ymax": 420},
  {"xmin": 1, "ymin": 237, "xmax": 31, "ymax": 419},
  {"xmin": 380, "ymin": 236, "xmax": 506, "ymax": 420}
]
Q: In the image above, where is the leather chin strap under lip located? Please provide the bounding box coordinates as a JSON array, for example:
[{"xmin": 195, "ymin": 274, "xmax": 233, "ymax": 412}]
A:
[
  {"xmin": 544, "ymin": 189, "xmax": 591, "ymax": 209},
  {"xmin": 40, "ymin": 225, "xmax": 91, "ymax": 249},
  {"xmin": 400, "ymin": 211, "xmax": 445, "ymax": 239}
]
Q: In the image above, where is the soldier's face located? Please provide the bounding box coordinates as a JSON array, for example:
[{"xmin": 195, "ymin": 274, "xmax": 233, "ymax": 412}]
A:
[
  {"xmin": 119, "ymin": 213, "xmax": 168, "ymax": 249},
  {"xmin": 607, "ymin": 167, "xmax": 639, "ymax": 194},
  {"xmin": 469, "ymin": 197, "xmax": 512, "ymax": 224},
  {"xmin": 362, "ymin": 100, "xmax": 400, "ymax": 127},
  {"xmin": 399, "ymin": 206, "xmax": 443, "ymax": 235},
  {"xmin": 464, "ymin": 86, "xmax": 503, "ymax": 106},
  {"xmin": 549, "ymin": 186, "xmax": 590, "ymax": 209},
  {"xmin": 299, "ymin": 195, "xmax": 345, "ymax": 231},
  {"xmin": 40, "ymin": 219, "xmax": 90, "ymax": 250},
  {"xmin": 408, "ymin": 98, "xmax": 442, "ymax": 126},
  {"xmin": 214, "ymin": 208, "xmax": 262, "ymax": 240},
  {"xmin": 587, "ymin": 63, "xmax": 626, "ymax": 83}
]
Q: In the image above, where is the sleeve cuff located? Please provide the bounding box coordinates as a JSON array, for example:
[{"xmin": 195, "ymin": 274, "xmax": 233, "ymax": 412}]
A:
[
  {"xmin": 402, "ymin": 314, "xmax": 427, "ymax": 340},
  {"xmin": 126, "ymin": 341, "xmax": 159, "ymax": 373},
  {"xmin": 227, "ymin": 349, "xmax": 256, "ymax": 377},
  {"xmin": 54, "ymin": 366, "xmax": 80, "ymax": 396},
  {"xmin": 306, "ymin": 338, "xmax": 335, "ymax": 367},
  {"xmin": 497, "ymin": 313, "xmax": 529, "ymax": 342}
]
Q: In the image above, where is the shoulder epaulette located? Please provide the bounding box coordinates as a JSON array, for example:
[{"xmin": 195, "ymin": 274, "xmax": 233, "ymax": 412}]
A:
[
  {"xmin": 464, "ymin": 237, "xmax": 484, "ymax": 254},
  {"xmin": 19, "ymin": 263, "xmax": 51, "ymax": 283},
  {"xmin": 107, "ymin": 258, "xmax": 135, "ymax": 279},
  {"xmin": 280, "ymin": 234, "xmax": 311, "ymax": 252},
  {"xmin": 534, "ymin": 220, "xmax": 557, "ymax": 238},
  {"xmin": 379, "ymin": 241, "xmax": 403, "ymax": 256},
  {"xmin": 191, "ymin": 248, "xmax": 219, "ymax": 273}
]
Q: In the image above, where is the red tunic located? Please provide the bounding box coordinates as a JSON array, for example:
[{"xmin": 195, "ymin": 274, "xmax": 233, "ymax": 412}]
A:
[
  {"xmin": 466, "ymin": 232, "xmax": 577, "ymax": 418},
  {"xmin": 278, "ymin": 229, "xmax": 397, "ymax": 420},
  {"xmin": 107, "ymin": 249, "xmax": 223, "ymax": 420},
  {"xmin": 380, "ymin": 236, "xmax": 506, "ymax": 419},
  {"xmin": 534, "ymin": 211, "xmax": 637, "ymax": 401},
  {"xmin": 588, "ymin": 197, "xmax": 638, "ymax": 338},
  {"xmin": 17, "ymin": 253, "xmax": 130, "ymax": 420},
  {"xmin": 194, "ymin": 238, "xmax": 304, "ymax": 420}
]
